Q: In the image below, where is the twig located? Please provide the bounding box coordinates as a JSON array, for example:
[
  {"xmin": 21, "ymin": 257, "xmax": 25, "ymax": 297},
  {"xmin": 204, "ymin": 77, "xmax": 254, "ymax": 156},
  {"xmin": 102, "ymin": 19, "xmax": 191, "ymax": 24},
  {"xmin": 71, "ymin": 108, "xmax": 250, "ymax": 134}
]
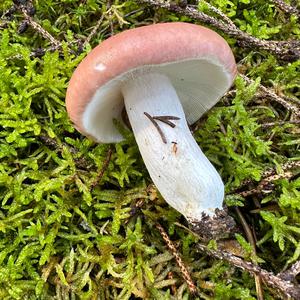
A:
[
  {"xmin": 137, "ymin": 0, "xmax": 300, "ymax": 61},
  {"xmin": 152, "ymin": 115, "xmax": 180, "ymax": 128},
  {"xmin": 155, "ymin": 222, "xmax": 198, "ymax": 295},
  {"xmin": 82, "ymin": 13, "xmax": 106, "ymax": 49},
  {"xmin": 39, "ymin": 135, "xmax": 92, "ymax": 170},
  {"xmin": 235, "ymin": 208, "xmax": 264, "ymax": 300},
  {"xmin": 239, "ymin": 74, "xmax": 300, "ymax": 117},
  {"xmin": 258, "ymin": 161, "xmax": 298, "ymax": 182},
  {"xmin": 144, "ymin": 113, "xmax": 181, "ymax": 143},
  {"xmin": 271, "ymin": 0, "xmax": 300, "ymax": 17},
  {"xmin": 107, "ymin": 0, "xmax": 115, "ymax": 36},
  {"xmin": 1, "ymin": 7, "xmax": 14, "ymax": 20},
  {"xmin": 167, "ymin": 271, "xmax": 177, "ymax": 295},
  {"xmin": 195, "ymin": 243, "xmax": 300, "ymax": 299},
  {"xmin": 232, "ymin": 160, "xmax": 300, "ymax": 197},
  {"xmin": 234, "ymin": 169, "xmax": 294, "ymax": 198},
  {"xmin": 282, "ymin": 94, "xmax": 300, "ymax": 106},
  {"xmin": 9, "ymin": 0, "xmax": 77, "ymax": 57},
  {"xmin": 82, "ymin": 7, "xmax": 145, "ymax": 49},
  {"xmin": 144, "ymin": 112, "xmax": 167, "ymax": 144},
  {"xmin": 278, "ymin": 260, "xmax": 300, "ymax": 281},
  {"xmin": 261, "ymin": 120, "xmax": 300, "ymax": 127},
  {"xmin": 176, "ymin": 221, "xmax": 299, "ymax": 298},
  {"xmin": 199, "ymin": 0, "xmax": 235, "ymax": 27},
  {"xmin": 211, "ymin": 73, "xmax": 300, "ymax": 119},
  {"xmin": 0, "ymin": 22, "xmax": 9, "ymax": 30},
  {"xmin": 18, "ymin": 5, "xmax": 61, "ymax": 48},
  {"xmin": 8, "ymin": 41, "xmax": 79, "ymax": 61},
  {"xmin": 90, "ymin": 148, "xmax": 113, "ymax": 190}
]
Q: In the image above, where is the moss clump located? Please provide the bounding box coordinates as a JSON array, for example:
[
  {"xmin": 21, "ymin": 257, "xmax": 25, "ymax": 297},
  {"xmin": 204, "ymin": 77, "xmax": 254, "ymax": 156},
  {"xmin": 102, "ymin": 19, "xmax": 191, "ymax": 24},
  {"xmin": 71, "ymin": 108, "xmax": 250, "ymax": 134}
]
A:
[{"xmin": 0, "ymin": 0, "xmax": 299, "ymax": 299}]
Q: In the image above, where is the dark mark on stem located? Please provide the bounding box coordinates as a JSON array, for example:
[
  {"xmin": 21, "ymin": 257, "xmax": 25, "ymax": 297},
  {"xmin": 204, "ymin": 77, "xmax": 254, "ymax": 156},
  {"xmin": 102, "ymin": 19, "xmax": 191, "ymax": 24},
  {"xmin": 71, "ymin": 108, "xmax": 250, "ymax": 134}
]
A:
[
  {"xmin": 153, "ymin": 115, "xmax": 180, "ymax": 128},
  {"xmin": 144, "ymin": 112, "xmax": 180, "ymax": 144},
  {"xmin": 171, "ymin": 141, "xmax": 178, "ymax": 154},
  {"xmin": 144, "ymin": 112, "xmax": 167, "ymax": 144}
]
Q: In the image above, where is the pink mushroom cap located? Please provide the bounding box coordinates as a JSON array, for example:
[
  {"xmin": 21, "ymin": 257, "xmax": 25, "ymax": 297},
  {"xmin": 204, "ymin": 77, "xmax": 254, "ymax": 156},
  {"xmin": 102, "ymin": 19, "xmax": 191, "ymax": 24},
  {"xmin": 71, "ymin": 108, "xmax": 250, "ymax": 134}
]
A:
[{"xmin": 66, "ymin": 22, "xmax": 237, "ymax": 142}]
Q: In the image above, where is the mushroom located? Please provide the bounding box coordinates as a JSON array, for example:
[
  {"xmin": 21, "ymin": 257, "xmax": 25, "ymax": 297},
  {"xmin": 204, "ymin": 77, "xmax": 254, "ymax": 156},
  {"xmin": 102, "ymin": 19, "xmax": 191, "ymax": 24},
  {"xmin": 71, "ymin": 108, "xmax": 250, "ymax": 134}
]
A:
[{"xmin": 66, "ymin": 22, "xmax": 237, "ymax": 239}]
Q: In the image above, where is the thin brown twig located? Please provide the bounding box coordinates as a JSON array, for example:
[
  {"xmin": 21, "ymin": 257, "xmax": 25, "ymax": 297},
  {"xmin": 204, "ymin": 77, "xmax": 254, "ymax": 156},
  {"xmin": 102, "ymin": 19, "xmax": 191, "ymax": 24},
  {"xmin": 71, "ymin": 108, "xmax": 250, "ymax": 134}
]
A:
[
  {"xmin": 18, "ymin": 5, "xmax": 61, "ymax": 48},
  {"xmin": 195, "ymin": 243, "xmax": 300, "ymax": 299},
  {"xmin": 107, "ymin": 0, "xmax": 115, "ymax": 36},
  {"xmin": 239, "ymin": 74, "xmax": 300, "ymax": 117},
  {"xmin": 216, "ymin": 73, "xmax": 300, "ymax": 118},
  {"xmin": 137, "ymin": 0, "xmax": 300, "ymax": 61},
  {"xmin": 271, "ymin": 0, "xmax": 300, "ymax": 17},
  {"xmin": 176, "ymin": 222, "xmax": 300, "ymax": 298},
  {"xmin": 155, "ymin": 222, "xmax": 198, "ymax": 295},
  {"xmin": 278, "ymin": 260, "xmax": 300, "ymax": 281},
  {"xmin": 235, "ymin": 208, "xmax": 264, "ymax": 300},
  {"xmin": 231, "ymin": 160, "xmax": 300, "ymax": 197},
  {"xmin": 13, "ymin": 1, "xmax": 80, "ymax": 57},
  {"xmin": 0, "ymin": 20, "xmax": 10, "ymax": 29},
  {"xmin": 90, "ymin": 148, "xmax": 113, "ymax": 190},
  {"xmin": 144, "ymin": 112, "xmax": 167, "ymax": 144},
  {"xmin": 39, "ymin": 135, "xmax": 92, "ymax": 170},
  {"xmin": 153, "ymin": 115, "xmax": 180, "ymax": 128},
  {"xmin": 167, "ymin": 271, "xmax": 177, "ymax": 295},
  {"xmin": 153, "ymin": 116, "xmax": 181, "ymax": 121},
  {"xmin": 260, "ymin": 120, "xmax": 300, "ymax": 127},
  {"xmin": 199, "ymin": 0, "xmax": 235, "ymax": 26},
  {"xmin": 81, "ymin": 7, "xmax": 145, "ymax": 49},
  {"xmin": 82, "ymin": 13, "xmax": 106, "ymax": 49},
  {"xmin": 16, "ymin": 0, "xmax": 77, "ymax": 58},
  {"xmin": 154, "ymin": 119, "xmax": 176, "ymax": 128},
  {"xmin": 282, "ymin": 94, "xmax": 300, "ymax": 106},
  {"xmin": 256, "ymin": 161, "xmax": 299, "ymax": 183},
  {"xmin": 12, "ymin": 4, "xmax": 173, "ymax": 59},
  {"xmin": 234, "ymin": 170, "xmax": 294, "ymax": 198},
  {"xmin": 1, "ymin": 5, "xmax": 16, "ymax": 20}
]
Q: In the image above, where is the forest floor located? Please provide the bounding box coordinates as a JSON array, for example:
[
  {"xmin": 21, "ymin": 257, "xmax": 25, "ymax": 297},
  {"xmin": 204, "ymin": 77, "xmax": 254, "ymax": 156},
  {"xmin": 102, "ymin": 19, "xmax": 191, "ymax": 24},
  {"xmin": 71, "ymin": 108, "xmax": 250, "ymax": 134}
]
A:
[{"xmin": 0, "ymin": 0, "xmax": 300, "ymax": 299}]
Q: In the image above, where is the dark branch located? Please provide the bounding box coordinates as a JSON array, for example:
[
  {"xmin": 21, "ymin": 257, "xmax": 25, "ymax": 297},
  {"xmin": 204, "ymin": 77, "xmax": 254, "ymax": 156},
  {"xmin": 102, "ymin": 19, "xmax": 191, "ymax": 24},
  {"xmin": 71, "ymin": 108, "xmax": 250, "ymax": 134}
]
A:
[
  {"xmin": 137, "ymin": 0, "xmax": 300, "ymax": 61},
  {"xmin": 272, "ymin": 0, "xmax": 300, "ymax": 17},
  {"xmin": 144, "ymin": 112, "xmax": 167, "ymax": 144},
  {"xmin": 196, "ymin": 243, "xmax": 300, "ymax": 299},
  {"xmin": 153, "ymin": 115, "xmax": 181, "ymax": 128}
]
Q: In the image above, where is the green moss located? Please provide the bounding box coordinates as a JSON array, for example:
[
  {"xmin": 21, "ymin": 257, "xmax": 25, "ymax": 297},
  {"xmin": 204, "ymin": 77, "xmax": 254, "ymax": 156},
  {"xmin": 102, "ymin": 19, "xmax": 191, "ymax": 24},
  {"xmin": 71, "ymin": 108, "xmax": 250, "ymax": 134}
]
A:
[{"xmin": 0, "ymin": 0, "xmax": 299, "ymax": 299}]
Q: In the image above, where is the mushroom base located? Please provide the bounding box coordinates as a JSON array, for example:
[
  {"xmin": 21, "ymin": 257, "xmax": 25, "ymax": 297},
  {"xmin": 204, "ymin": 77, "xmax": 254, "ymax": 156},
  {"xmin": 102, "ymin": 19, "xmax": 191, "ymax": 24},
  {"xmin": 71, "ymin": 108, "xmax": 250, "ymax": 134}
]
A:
[{"xmin": 188, "ymin": 208, "xmax": 236, "ymax": 241}]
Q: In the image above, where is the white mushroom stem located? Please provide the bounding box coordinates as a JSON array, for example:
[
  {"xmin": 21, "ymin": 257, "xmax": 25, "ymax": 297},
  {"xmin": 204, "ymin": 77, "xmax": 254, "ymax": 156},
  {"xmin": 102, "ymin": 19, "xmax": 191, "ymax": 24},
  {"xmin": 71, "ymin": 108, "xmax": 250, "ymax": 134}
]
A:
[{"xmin": 121, "ymin": 73, "xmax": 224, "ymax": 221}]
